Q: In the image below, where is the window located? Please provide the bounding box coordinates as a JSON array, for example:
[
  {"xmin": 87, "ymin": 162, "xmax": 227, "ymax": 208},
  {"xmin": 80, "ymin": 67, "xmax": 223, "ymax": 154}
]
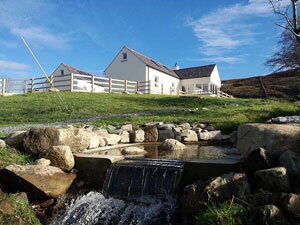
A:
[
  {"xmin": 172, "ymin": 82, "xmax": 175, "ymax": 88},
  {"xmin": 122, "ymin": 53, "xmax": 127, "ymax": 60},
  {"xmin": 60, "ymin": 70, "xmax": 64, "ymax": 76},
  {"xmin": 154, "ymin": 76, "xmax": 159, "ymax": 87}
]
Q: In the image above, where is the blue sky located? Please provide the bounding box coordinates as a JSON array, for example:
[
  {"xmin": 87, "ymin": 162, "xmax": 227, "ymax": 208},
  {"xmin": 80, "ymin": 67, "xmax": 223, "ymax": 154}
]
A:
[{"xmin": 0, "ymin": 0, "xmax": 290, "ymax": 80}]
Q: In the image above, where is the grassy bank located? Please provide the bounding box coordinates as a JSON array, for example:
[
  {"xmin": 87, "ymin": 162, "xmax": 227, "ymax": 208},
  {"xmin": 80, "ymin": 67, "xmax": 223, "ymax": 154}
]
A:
[
  {"xmin": 0, "ymin": 92, "xmax": 299, "ymax": 133},
  {"xmin": 0, "ymin": 147, "xmax": 34, "ymax": 168}
]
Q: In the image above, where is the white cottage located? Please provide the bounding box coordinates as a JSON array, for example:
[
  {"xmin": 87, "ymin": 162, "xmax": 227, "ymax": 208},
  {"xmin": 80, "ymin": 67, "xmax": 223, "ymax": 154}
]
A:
[{"xmin": 104, "ymin": 46, "xmax": 221, "ymax": 95}]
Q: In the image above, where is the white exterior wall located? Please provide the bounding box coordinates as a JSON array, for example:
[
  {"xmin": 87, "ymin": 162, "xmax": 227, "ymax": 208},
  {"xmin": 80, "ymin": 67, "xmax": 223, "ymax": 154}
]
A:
[
  {"xmin": 210, "ymin": 65, "xmax": 221, "ymax": 87},
  {"xmin": 180, "ymin": 77, "xmax": 211, "ymax": 93},
  {"xmin": 105, "ymin": 47, "xmax": 147, "ymax": 82},
  {"xmin": 50, "ymin": 64, "xmax": 72, "ymax": 91},
  {"xmin": 147, "ymin": 66, "xmax": 180, "ymax": 95}
]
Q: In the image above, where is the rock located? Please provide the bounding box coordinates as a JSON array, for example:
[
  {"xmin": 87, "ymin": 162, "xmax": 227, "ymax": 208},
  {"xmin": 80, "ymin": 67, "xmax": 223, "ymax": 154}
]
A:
[
  {"xmin": 93, "ymin": 128, "xmax": 108, "ymax": 136},
  {"xmin": 157, "ymin": 124, "xmax": 175, "ymax": 130},
  {"xmin": 198, "ymin": 130, "xmax": 222, "ymax": 141},
  {"xmin": 121, "ymin": 147, "xmax": 147, "ymax": 155},
  {"xmin": 181, "ymin": 130, "xmax": 198, "ymax": 142},
  {"xmin": 23, "ymin": 126, "xmax": 91, "ymax": 154},
  {"xmin": 158, "ymin": 129, "xmax": 174, "ymax": 142},
  {"xmin": 204, "ymin": 125, "xmax": 216, "ymax": 131},
  {"xmin": 158, "ymin": 139, "xmax": 186, "ymax": 151},
  {"xmin": 182, "ymin": 180, "xmax": 206, "ymax": 213},
  {"xmin": 240, "ymin": 148, "xmax": 271, "ymax": 176},
  {"xmin": 120, "ymin": 131, "xmax": 130, "ymax": 143},
  {"xmin": 121, "ymin": 124, "xmax": 133, "ymax": 132},
  {"xmin": 5, "ymin": 130, "xmax": 26, "ymax": 150},
  {"xmin": 144, "ymin": 125, "xmax": 158, "ymax": 142},
  {"xmin": 34, "ymin": 158, "xmax": 51, "ymax": 166},
  {"xmin": 229, "ymin": 131, "xmax": 237, "ymax": 145},
  {"xmin": 172, "ymin": 128, "xmax": 182, "ymax": 141},
  {"xmin": 254, "ymin": 205, "xmax": 290, "ymax": 225},
  {"xmin": 86, "ymin": 131, "xmax": 101, "ymax": 149},
  {"xmin": 107, "ymin": 125, "xmax": 117, "ymax": 130},
  {"xmin": 179, "ymin": 123, "xmax": 191, "ymax": 130},
  {"xmin": 269, "ymin": 115, "xmax": 300, "ymax": 124},
  {"xmin": 99, "ymin": 137, "xmax": 107, "ymax": 147},
  {"xmin": 49, "ymin": 87, "xmax": 60, "ymax": 92},
  {"xmin": 255, "ymin": 167, "xmax": 290, "ymax": 193},
  {"xmin": 280, "ymin": 193, "xmax": 300, "ymax": 216},
  {"xmin": 236, "ymin": 123, "xmax": 300, "ymax": 158},
  {"xmin": 40, "ymin": 145, "xmax": 75, "ymax": 171},
  {"xmin": 204, "ymin": 172, "xmax": 251, "ymax": 202},
  {"xmin": 278, "ymin": 151, "xmax": 300, "ymax": 174},
  {"xmin": 104, "ymin": 134, "xmax": 121, "ymax": 145},
  {"xmin": 108, "ymin": 129, "xmax": 121, "ymax": 134},
  {"xmin": 0, "ymin": 165, "xmax": 76, "ymax": 199},
  {"xmin": 130, "ymin": 129, "xmax": 145, "ymax": 143},
  {"xmin": 0, "ymin": 139, "xmax": 5, "ymax": 149}
]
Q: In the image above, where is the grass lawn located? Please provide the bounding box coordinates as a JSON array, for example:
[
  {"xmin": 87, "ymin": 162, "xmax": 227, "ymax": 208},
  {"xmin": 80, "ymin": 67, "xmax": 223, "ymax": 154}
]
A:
[
  {"xmin": 0, "ymin": 147, "xmax": 35, "ymax": 168},
  {"xmin": 0, "ymin": 92, "xmax": 299, "ymax": 133}
]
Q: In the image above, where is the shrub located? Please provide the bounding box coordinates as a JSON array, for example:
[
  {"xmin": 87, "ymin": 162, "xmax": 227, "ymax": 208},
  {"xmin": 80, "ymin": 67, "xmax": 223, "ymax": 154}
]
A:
[{"xmin": 196, "ymin": 202, "xmax": 253, "ymax": 225}]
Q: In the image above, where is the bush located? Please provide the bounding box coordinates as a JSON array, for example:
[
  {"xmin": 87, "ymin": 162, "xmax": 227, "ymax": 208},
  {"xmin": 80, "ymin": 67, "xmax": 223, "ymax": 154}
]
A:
[{"xmin": 196, "ymin": 202, "xmax": 253, "ymax": 225}]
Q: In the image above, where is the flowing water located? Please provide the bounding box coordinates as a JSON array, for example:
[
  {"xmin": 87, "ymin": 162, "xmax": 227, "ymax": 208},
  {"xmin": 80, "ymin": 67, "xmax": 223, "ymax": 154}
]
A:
[{"xmin": 51, "ymin": 159, "xmax": 184, "ymax": 225}]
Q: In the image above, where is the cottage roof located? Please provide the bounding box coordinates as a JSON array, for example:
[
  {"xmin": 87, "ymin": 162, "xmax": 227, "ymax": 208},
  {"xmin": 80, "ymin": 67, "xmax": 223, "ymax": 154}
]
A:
[
  {"xmin": 175, "ymin": 64, "xmax": 216, "ymax": 80},
  {"xmin": 125, "ymin": 47, "xmax": 179, "ymax": 78},
  {"xmin": 62, "ymin": 63, "xmax": 93, "ymax": 76}
]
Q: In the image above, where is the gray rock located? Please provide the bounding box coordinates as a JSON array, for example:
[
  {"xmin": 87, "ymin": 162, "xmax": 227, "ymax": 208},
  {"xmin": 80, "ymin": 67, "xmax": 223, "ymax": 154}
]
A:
[
  {"xmin": 241, "ymin": 148, "xmax": 271, "ymax": 175},
  {"xmin": 5, "ymin": 130, "xmax": 26, "ymax": 150},
  {"xmin": 158, "ymin": 129, "xmax": 174, "ymax": 142},
  {"xmin": 107, "ymin": 125, "xmax": 117, "ymax": 130},
  {"xmin": 40, "ymin": 145, "xmax": 75, "ymax": 171},
  {"xmin": 255, "ymin": 167, "xmax": 290, "ymax": 193},
  {"xmin": 144, "ymin": 125, "xmax": 158, "ymax": 142},
  {"xmin": 0, "ymin": 165, "xmax": 76, "ymax": 198},
  {"xmin": 172, "ymin": 128, "xmax": 182, "ymax": 141},
  {"xmin": 120, "ymin": 131, "xmax": 130, "ymax": 143},
  {"xmin": 121, "ymin": 147, "xmax": 147, "ymax": 155},
  {"xmin": 204, "ymin": 172, "xmax": 251, "ymax": 202},
  {"xmin": 34, "ymin": 158, "xmax": 51, "ymax": 166},
  {"xmin": 199, "ymin": 130, "xmax": 222, "ymax": 141},
  {"xmin": 229, "ymin": 131, "xmax": 237, "ymax": 145},
  {"xmin": 108, "ymin": 129, "xmax": 121, "ymax": 134},
  {"xmin": 130, "ymin": 129, "xmax": 145, "ymax": 143},
  {"xmin": 121, "ymin": 124, "xmax": 133, "ymax": 132},
  {"xmin": 158, "ymin": 139, "xmax": 186, "ymax": 151},
  {"xmin": 254, "ymin": 205, "xmax": 290, "ymax": 225},
  {"xmin": 269, "ymin": 115, "xmax": 300, "ymax": 124},
  {"xmin": 237, "ymin": 123, "xmax": 300, "ymax": 158},
  {"xmin": 181, "ymin": 130, "xmax": 198, "ymax": 142},
  {"xmin": 278, "ymin": 151, "xmax": 300, "ymax": 174},
  {"xmin": 0, "ymin": 139, "xmax": 5, "ymax": 149},
  {"xmin": 157, "ymin": 124, "xmax": 175, "ymax": 130},
  {"xmin": 203, "ymin": 125, "xmax": 216, "ymax": 131},
  {"xmin": 104, "ymin": 134, "xmax": 121, "ymax": 145}
]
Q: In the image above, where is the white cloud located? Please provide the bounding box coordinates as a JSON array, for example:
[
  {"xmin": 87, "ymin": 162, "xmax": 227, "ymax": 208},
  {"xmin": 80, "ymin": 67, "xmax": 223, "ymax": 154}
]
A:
[
  {"xmin": 0, "ymin": 60, "xmax": 30, "ymax": 70},
  {"xmin": 187, "ymin": 0, "xmax": 290, "ymax": 63}
]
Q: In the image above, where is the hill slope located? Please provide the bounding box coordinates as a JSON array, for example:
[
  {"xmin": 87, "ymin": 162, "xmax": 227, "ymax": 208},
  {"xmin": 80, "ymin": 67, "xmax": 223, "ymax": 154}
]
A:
[{"xmin": 221, "ymin": 70, "xmax": 300, "ymax": 99}]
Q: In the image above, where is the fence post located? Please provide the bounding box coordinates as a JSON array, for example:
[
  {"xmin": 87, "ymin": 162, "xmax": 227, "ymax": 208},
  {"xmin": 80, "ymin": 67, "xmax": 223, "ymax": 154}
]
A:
[
  {"xmin": 70, "ymin": 74, "xmax": 74, "ymax": 92},
  {"xmin": 136, "ymin": 81, "xmax": 139, "ymax": 93},
  {"xmin": 91, "ymin": 75, "xmax": 95, "ymax": 93},
  {"xmin": 124, "ymin": 80, "xmax": 127, "ymax": 92},
  {"xmin": 109, "ymin": 77, "xmax": 112, "ymax": 93},
  {"xmin": 2, "ymin": 79, "xmax": 5, "ymax": 96},
  {"xmin": 30, "ymin": 78, "xmax": 34, "ymax": 92}
]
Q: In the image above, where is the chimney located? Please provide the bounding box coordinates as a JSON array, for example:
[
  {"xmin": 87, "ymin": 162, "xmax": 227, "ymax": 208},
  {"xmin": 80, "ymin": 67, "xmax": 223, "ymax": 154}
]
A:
[{"xmin": 172, "ymin": 63, "xmax": 179, "ymax": 70}]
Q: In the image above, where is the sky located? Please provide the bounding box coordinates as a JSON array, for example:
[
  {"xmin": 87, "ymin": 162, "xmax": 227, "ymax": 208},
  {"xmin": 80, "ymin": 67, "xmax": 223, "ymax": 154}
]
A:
[{"xmin": 0, "ymin": 0, "xmax": 291, "ymax": 80}]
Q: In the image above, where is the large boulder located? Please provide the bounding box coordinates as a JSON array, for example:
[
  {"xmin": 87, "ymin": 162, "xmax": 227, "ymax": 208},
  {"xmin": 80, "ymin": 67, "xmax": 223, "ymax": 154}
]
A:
[
  {"xmin": 0, "ymin": 165, "xmax": 76, "ymax": 199},
  {"xmin": 280, "ymin": 193, "xmax": 300, "ymax": 216},
  {"xmin": 5, "ymin": 130, "xmax": 26, "ymax": 150},
  {"xmin": 204, "ymin": 172, "xmax": 251, "ymax": 202},
  {"xmin": 130, "ymin": 129, "xmax": 145, "ymax": 143},
  {"xmin": 237, "ymin": 123, "xmax": 300, "ymax": 158},
  {"xmin": 198, "ymin": 130, "xmax": 222, "ymax": 141},
  {"xmin": 86, "ymin": 131, "xmax": 101, "ymax": 149},
  {"xmin": 23, "ymin": 126, "xmax": 91, "ymax": 154},
  {"xmin": 121, "ymin": 124, "xmax": 133, "ymax": 132},
  {"xmin": 278, "ymin": 151, "xmax": 300, "ymax": 175},
  {"xmin": 254, "ymin": 205, "xmax": 290, "ymax": 225},
  {"xmin": 104, "ymin": 134, "xmax": 121, "ymax": 145},
  {"xmin": 158, "ymin": 139, "xmax": 186, "ymax": 151},
  {"xmin": 120, "ymin": 131, "xmax": 130, "ymax": 143},
  {"xmin": 144, "ymin": 125, "xmax": 158, "ymax": 142},
  {"xmin": 255, "ymin": 167, "xmax": 290, "ymax": 193},
  {"xmin": 181, "ymin": 130, "xmax": 198, "ymax": 142},
  {"xmin": 240, "ymin": 148, "xmax": 271, "ymax": 176},
  {"xmin": 40, "ymin": 145, "xmax": 75, "ymax": 171},
  {"xmin": 158, "ymin": 129, "xmax": 174, "ymax": 142}
]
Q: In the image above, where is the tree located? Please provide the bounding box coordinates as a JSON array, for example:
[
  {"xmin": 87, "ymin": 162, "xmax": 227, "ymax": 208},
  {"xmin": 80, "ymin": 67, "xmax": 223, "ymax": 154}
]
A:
[{"xmin": 266, "ymin": 0, "xmax": 300, "ymax": 70}]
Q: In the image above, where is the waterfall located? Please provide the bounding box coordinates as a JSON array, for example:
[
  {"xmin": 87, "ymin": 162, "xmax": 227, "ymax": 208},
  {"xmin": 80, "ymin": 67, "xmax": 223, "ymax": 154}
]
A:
[{"xmin": 51, "ymin": 159, "xmax": 184, "ymax": 225}]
